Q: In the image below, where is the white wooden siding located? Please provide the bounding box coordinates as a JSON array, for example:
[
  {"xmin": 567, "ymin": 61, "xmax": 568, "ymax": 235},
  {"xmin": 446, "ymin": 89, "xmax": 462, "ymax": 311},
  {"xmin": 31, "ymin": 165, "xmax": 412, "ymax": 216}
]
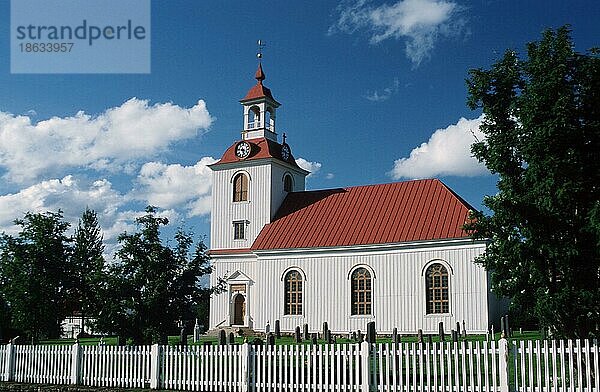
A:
[
  {"xmin": 210, "ymin": 161, "xmax": 306, "ymax": 251},
  {"xmin": 209, "ymin": 257, "xmax": 258, "ymax": 329},
  {"xmin": 210, "ymin": 165, "xmax": 273, "ymax": 250},
  {"xmin": 269, "ymin": 163, "xmax": 306, "ymax": 218},
  {"xmin": 210, "ymin": 242, "xmax": 496, "ymax": 334}
]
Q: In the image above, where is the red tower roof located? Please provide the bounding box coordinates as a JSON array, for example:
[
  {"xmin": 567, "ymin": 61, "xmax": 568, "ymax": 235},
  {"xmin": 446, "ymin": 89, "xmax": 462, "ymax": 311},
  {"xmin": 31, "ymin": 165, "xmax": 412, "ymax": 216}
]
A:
[
  {"xmin": 211, "ymin": 137, "xmax": 303, "ymax": 169},
  {"xmin": 241, "ymin": 63, "xmax": 278, "ymax": 103}
]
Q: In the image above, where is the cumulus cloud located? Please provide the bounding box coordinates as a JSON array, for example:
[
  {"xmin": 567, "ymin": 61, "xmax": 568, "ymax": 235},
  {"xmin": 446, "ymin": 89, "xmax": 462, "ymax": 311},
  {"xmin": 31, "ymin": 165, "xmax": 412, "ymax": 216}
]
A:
[
  {"xmin": 0, "ymin": 98, "xmax": 213, "ymax": 183},
  {"xmin": 330, "ymin": 0, "xmax": 466, "ymax": 66},
  {"xmin": 0, "ymin": 175, "xmax": 126, "ymax": 238},
  {"xmin": 390, "ymin": 115, "xmax": 489, "ymax": 179},
  {"xmin": 130, "ymin": 157, "xmax": 218, "ymax": 218},
  {"xmin": 296, "ymin": 158, "xmax": 322, "ymax": 178},
  {"xmin": 0, "ymin": 173, "xmax": 189, "ymax": 257}
]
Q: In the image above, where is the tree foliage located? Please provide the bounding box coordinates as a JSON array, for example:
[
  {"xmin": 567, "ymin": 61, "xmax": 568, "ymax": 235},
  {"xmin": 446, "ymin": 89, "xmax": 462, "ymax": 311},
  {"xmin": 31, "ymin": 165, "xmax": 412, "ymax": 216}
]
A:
[
  {"xmin": 466, "ymin": 26, "xmax": 600, "ymax": 338},
  {"xmin": 94, "ymin": 206, "xmax": 212, "ymax": 344},
  {"xmin": 71, "ymin": 208, "xmax": 106, "ymax": 330},
  {"xmin": 0, "ymin": 211, "xmax": 73, "ymax": 341}
]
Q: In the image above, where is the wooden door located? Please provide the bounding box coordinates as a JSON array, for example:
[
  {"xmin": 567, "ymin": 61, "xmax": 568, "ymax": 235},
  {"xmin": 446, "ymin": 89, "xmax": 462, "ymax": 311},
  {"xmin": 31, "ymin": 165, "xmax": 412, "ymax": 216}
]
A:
[{"xmin": 233, "ymin": 294, "xmax": 245, "ymax": 325}]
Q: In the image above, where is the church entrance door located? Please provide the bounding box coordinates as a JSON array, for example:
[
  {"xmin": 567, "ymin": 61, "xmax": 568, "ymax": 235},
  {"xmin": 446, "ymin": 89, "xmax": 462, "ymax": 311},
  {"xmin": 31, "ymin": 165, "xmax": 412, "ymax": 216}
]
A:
[{"xmin": 233, "ymin": 294, "xmax": 245, "ymax": 326}]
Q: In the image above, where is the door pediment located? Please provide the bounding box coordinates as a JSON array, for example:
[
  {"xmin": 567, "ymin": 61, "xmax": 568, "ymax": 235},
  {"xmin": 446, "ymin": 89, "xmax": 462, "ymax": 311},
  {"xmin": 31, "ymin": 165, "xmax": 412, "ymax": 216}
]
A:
[{"xmin": 226, "ymin": 270, "xmax": 253, "ymax": 284}]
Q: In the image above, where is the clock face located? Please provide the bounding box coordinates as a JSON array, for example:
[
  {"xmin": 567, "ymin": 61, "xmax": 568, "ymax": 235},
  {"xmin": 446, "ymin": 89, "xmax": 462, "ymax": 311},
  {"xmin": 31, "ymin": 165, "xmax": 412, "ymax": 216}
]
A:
[
  {"xmin": 281, "ymin": 144, "xmax": 290, "ymax": 160},
  {"xmin": 235, "ymin": 141, "xmax": 251, "ymax": 159}
]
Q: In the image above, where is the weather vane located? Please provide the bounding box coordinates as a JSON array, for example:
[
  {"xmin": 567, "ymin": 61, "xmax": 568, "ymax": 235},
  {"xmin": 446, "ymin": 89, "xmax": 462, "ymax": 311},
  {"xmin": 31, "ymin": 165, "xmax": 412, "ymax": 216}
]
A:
[{"xmin": 257, "ymin": 39, "xmax": 266, "ymax": 61}]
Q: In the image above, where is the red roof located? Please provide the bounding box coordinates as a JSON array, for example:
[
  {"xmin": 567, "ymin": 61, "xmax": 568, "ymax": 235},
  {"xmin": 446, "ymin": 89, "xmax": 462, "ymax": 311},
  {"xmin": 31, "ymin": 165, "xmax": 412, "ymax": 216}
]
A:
[
  {"xmin": 241, "ymin": 63, "xmax": 278, "ymax": 102},
  {"xmin": 251, "ymin": 179, "xmax": 474, "ymax": 250},
  {"xmin": 242, "ymin": 84, "xmax": 276, "ymax": 102},
  {"xmin": 211, "ymin": 137, "xmax": 303, "ymax": 169}
]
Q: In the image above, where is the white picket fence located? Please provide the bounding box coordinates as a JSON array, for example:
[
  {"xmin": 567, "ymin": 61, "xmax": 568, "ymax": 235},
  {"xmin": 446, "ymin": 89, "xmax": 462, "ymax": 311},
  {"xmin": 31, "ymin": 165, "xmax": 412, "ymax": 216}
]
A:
[
  {"xmin": 512, "ymin": 339, "xmax": 600, "ymax": 391},
  {"xmin": 1, "ymin": 338, "xmax": 599, "ymax": 391}
]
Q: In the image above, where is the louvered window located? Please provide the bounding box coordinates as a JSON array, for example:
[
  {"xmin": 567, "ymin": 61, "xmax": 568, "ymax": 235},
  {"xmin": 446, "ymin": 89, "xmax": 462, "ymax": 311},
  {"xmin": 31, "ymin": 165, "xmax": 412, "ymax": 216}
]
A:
[{"xmin": 233, "ymin": 173, "xmax": 248, "ymax": 202}]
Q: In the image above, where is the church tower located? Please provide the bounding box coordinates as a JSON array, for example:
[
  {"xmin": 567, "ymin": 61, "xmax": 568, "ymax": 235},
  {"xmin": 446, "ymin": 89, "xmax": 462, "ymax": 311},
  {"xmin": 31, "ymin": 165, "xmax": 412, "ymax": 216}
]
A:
[{"xmin": 209, "ymin": 64, "xmax": 309, "ymax": 252}]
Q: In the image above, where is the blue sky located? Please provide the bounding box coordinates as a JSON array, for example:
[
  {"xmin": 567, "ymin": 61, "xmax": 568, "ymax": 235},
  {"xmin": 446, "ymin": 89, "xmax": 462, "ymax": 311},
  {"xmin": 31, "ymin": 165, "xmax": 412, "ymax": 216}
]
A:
[{"xmin": 0, "ymin": 0, "xmax": 598, "ymax": 252}]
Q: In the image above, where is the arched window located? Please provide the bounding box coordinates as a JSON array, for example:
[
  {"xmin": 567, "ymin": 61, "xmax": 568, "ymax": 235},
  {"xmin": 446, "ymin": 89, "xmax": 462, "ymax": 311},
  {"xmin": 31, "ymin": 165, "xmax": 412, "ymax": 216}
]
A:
[
  {"xmin": 248, "ymin": 106, "xmax": 260, "ymax": 129},
  {"xmin": 233, "ymin": 173, "xmax": 248, "ymax": 202},
  {"xmin": 266, "ymin": 107, "xmax": 276, "ymax": 131},
  {"xmin": 426, "ymin": 263, "xmax": 449, "ymax": 314},
  {"xmin": 284, "ymin": 270, "xmax": 303, "ymax": 315},
  {"xmin": 351, "ymin": 268, "xmax": 372, "ymax": 315},
  {"xmin": 284, "ymin": 174, "xmax": 293, "ymax": 192}
]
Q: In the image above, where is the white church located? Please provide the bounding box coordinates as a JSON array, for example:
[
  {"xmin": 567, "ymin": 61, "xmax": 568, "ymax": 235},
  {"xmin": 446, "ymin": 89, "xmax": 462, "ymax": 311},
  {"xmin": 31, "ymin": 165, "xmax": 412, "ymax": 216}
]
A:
[{"xmin": 208, "ymin": 64, "xmax": 505, "ymax": 336}]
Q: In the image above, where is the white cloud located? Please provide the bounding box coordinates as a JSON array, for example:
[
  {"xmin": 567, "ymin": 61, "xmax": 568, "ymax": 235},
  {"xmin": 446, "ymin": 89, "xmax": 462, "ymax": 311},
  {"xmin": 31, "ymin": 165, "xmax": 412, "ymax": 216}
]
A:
[
  {"xmin": 130, "ymin": 157, "xmax": 218, "ymax": 218},
  {"xmin": 390, "ymin": 115, "xmax": 489, "ymax": 179},
  {"xmin": 330, "ymin": 0, "xmax": 465, "ymax": 66},
  {"xmin": 0, "ymin": 174, "xmax": 189, "ymax": 258},
  {"xmin": 0, "ymin": 98, "xmax": 213, "ymax": 183},
  {"xmin": 365, "ymin": 78, "xmax": 400, "ymax": 102},
  {"xmin": 296, "ymin": 158, "xmax": 322, "ymax": 178},
  {"xmin": 0, "ymin": 175, "xmax": 126, "ymax": 238},
  {"xmin": 325, "ymin": 173, "xmax": 335, "ymax": 179}
]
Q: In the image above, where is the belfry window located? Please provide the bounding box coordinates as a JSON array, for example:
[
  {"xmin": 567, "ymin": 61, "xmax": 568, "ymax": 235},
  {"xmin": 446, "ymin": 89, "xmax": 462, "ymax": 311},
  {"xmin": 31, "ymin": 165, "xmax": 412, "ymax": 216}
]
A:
[
  {"xmin": 233, "ymin": 173, "xmax": 248, "ymax": 202},
  {"xmin": 284, "ymin": 270, "xmax": 303, "ymax": 315},
  {"xmin": 426, "ymin": 263, "xmax": 449, "ymax": 314},
  {"xmin": 248, "ymin": 106, "xmax": 260, "ymax": 129},
  {"xmin": 351, "ymin": 268, "xmax": 372, "ymax": 315}
]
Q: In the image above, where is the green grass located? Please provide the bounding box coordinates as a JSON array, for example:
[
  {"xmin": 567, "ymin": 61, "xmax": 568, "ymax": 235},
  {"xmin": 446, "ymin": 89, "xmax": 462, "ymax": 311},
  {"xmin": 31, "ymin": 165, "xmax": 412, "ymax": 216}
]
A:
[
  {"xmin": 190, "ymin": 330, "xmax": 543, "ymax": 346},
  {"xmin": 37, "ymin": 330, "xmax": 543, "ymax": 346},
  {"xmin": 38, "ymin": 336, "xmax": 119, "ymax": 346}
]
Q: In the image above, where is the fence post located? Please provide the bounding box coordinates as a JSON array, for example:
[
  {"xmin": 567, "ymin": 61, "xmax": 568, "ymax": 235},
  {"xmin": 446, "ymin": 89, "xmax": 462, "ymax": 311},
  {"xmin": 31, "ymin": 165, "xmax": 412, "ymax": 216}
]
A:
[
  {"xmin": 3, "ymin": 343, "xmax": 15, "ymax": 382},
  {"xmin": 70, "ymin": 343, "xmax": 82, "ymax": 384},
  {"xmin": 360, "ymin": 341, "xmax": 370, "ymax": 392},
  {"xmin": 150, "ymin": 344, "xmax": 161, "ymax": 389},
  {"xmin": 240, "ymin": 343, "xmax": 250, "ymax": 392},
  {"xmin": 498, "ymin": 338, "xmax": 509, "ymax": 392}
]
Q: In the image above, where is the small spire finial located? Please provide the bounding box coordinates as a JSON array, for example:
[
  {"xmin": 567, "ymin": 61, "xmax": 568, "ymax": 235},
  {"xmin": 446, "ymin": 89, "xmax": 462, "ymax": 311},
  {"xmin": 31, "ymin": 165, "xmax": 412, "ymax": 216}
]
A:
[
  {"xmin": 257, "ymin": 39, "xmax": 266, "ymax": 60},
  {"xmin": 255, "ymin": 40, "xmax": 266, "ymax": 83},
  {"xmin": 282, "ymin": 133, "xmax": 287, "ymax": 144}
]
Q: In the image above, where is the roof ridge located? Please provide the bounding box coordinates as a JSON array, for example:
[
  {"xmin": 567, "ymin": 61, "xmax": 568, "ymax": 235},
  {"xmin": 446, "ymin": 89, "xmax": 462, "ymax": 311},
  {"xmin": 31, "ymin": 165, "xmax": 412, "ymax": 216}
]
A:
[{"xmin": 285, "ymin": 178, "xmax": 440, "ymax": 195}]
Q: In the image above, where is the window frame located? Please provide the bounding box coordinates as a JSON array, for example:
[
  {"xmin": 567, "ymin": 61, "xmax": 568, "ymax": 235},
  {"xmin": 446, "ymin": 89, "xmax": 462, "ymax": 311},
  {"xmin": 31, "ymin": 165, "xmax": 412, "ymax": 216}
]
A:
[
  {"xmin": 284, "ymin": 270, "xmax": 303, "ymax": 316},
  {"xmin": 232, "ymin": 173, "xmax": 249, "ymax": 202},
  {"xmin": 351, "ymin": 267, "xmax": 372, "ymax": 316},
  {"xmin": 233, "ymin": 220, "xmax": 246, "ymax": 240},
  {"xmin": 425, "ymin": 263, "xmax": 450, "ymax": 314}
]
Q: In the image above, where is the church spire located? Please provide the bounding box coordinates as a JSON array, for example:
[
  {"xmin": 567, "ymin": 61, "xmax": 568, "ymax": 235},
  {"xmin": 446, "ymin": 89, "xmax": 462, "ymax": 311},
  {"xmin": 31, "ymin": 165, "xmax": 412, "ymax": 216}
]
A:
[
  {"xmin": 240, "ymin": 48, "xmax": 280, "ymax": 142},
  {"xmin": 255, "ymin": 63, "xmax": 265, "ymax": 83}
]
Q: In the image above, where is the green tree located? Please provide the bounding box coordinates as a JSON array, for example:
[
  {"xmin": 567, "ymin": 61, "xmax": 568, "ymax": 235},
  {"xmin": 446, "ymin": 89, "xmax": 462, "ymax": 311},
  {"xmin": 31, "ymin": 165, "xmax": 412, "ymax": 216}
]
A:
[
  {"xmin": 0, "ymin": 211, "xmax": 73, "ymax": 341},
  {"xmin": 0, "ymin": 294, "xmax": 11, "ymax": 342},
  {"xmin": 466, "ymin": 26, "xmax": 600, "ymax": 338},
  {"xmin": 71, "ymin": 208, "xmax": 106, "ymax": 333},
  {"xmin": 95, "ymin": 206, "xmax": 212, "ymax": 344}
]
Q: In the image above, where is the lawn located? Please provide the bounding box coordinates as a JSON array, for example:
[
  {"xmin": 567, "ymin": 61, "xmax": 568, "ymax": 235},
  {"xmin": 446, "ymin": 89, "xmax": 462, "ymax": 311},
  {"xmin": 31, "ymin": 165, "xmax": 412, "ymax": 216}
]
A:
[{"xmin": 36, "ymin": 330, "xmax": 542, "ymax": 346}]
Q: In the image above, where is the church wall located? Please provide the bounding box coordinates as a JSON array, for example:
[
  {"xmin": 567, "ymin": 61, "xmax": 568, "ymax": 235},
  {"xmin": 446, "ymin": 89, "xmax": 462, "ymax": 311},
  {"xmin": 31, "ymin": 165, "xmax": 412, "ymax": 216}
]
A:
[
  {"xmin": 269, "ymin": 163, "xmax": 306, "ymax": 219},
  {"xmin": 209, "ymin": 256, "xmax": 258, "ymax": 330},
  {"xmin": 210, "ymin": 164, "xmax": 273, "ymax": 250},
  {"xmin": 244, "ymin": 242, "xmax": 490, "ymax": 335}
]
